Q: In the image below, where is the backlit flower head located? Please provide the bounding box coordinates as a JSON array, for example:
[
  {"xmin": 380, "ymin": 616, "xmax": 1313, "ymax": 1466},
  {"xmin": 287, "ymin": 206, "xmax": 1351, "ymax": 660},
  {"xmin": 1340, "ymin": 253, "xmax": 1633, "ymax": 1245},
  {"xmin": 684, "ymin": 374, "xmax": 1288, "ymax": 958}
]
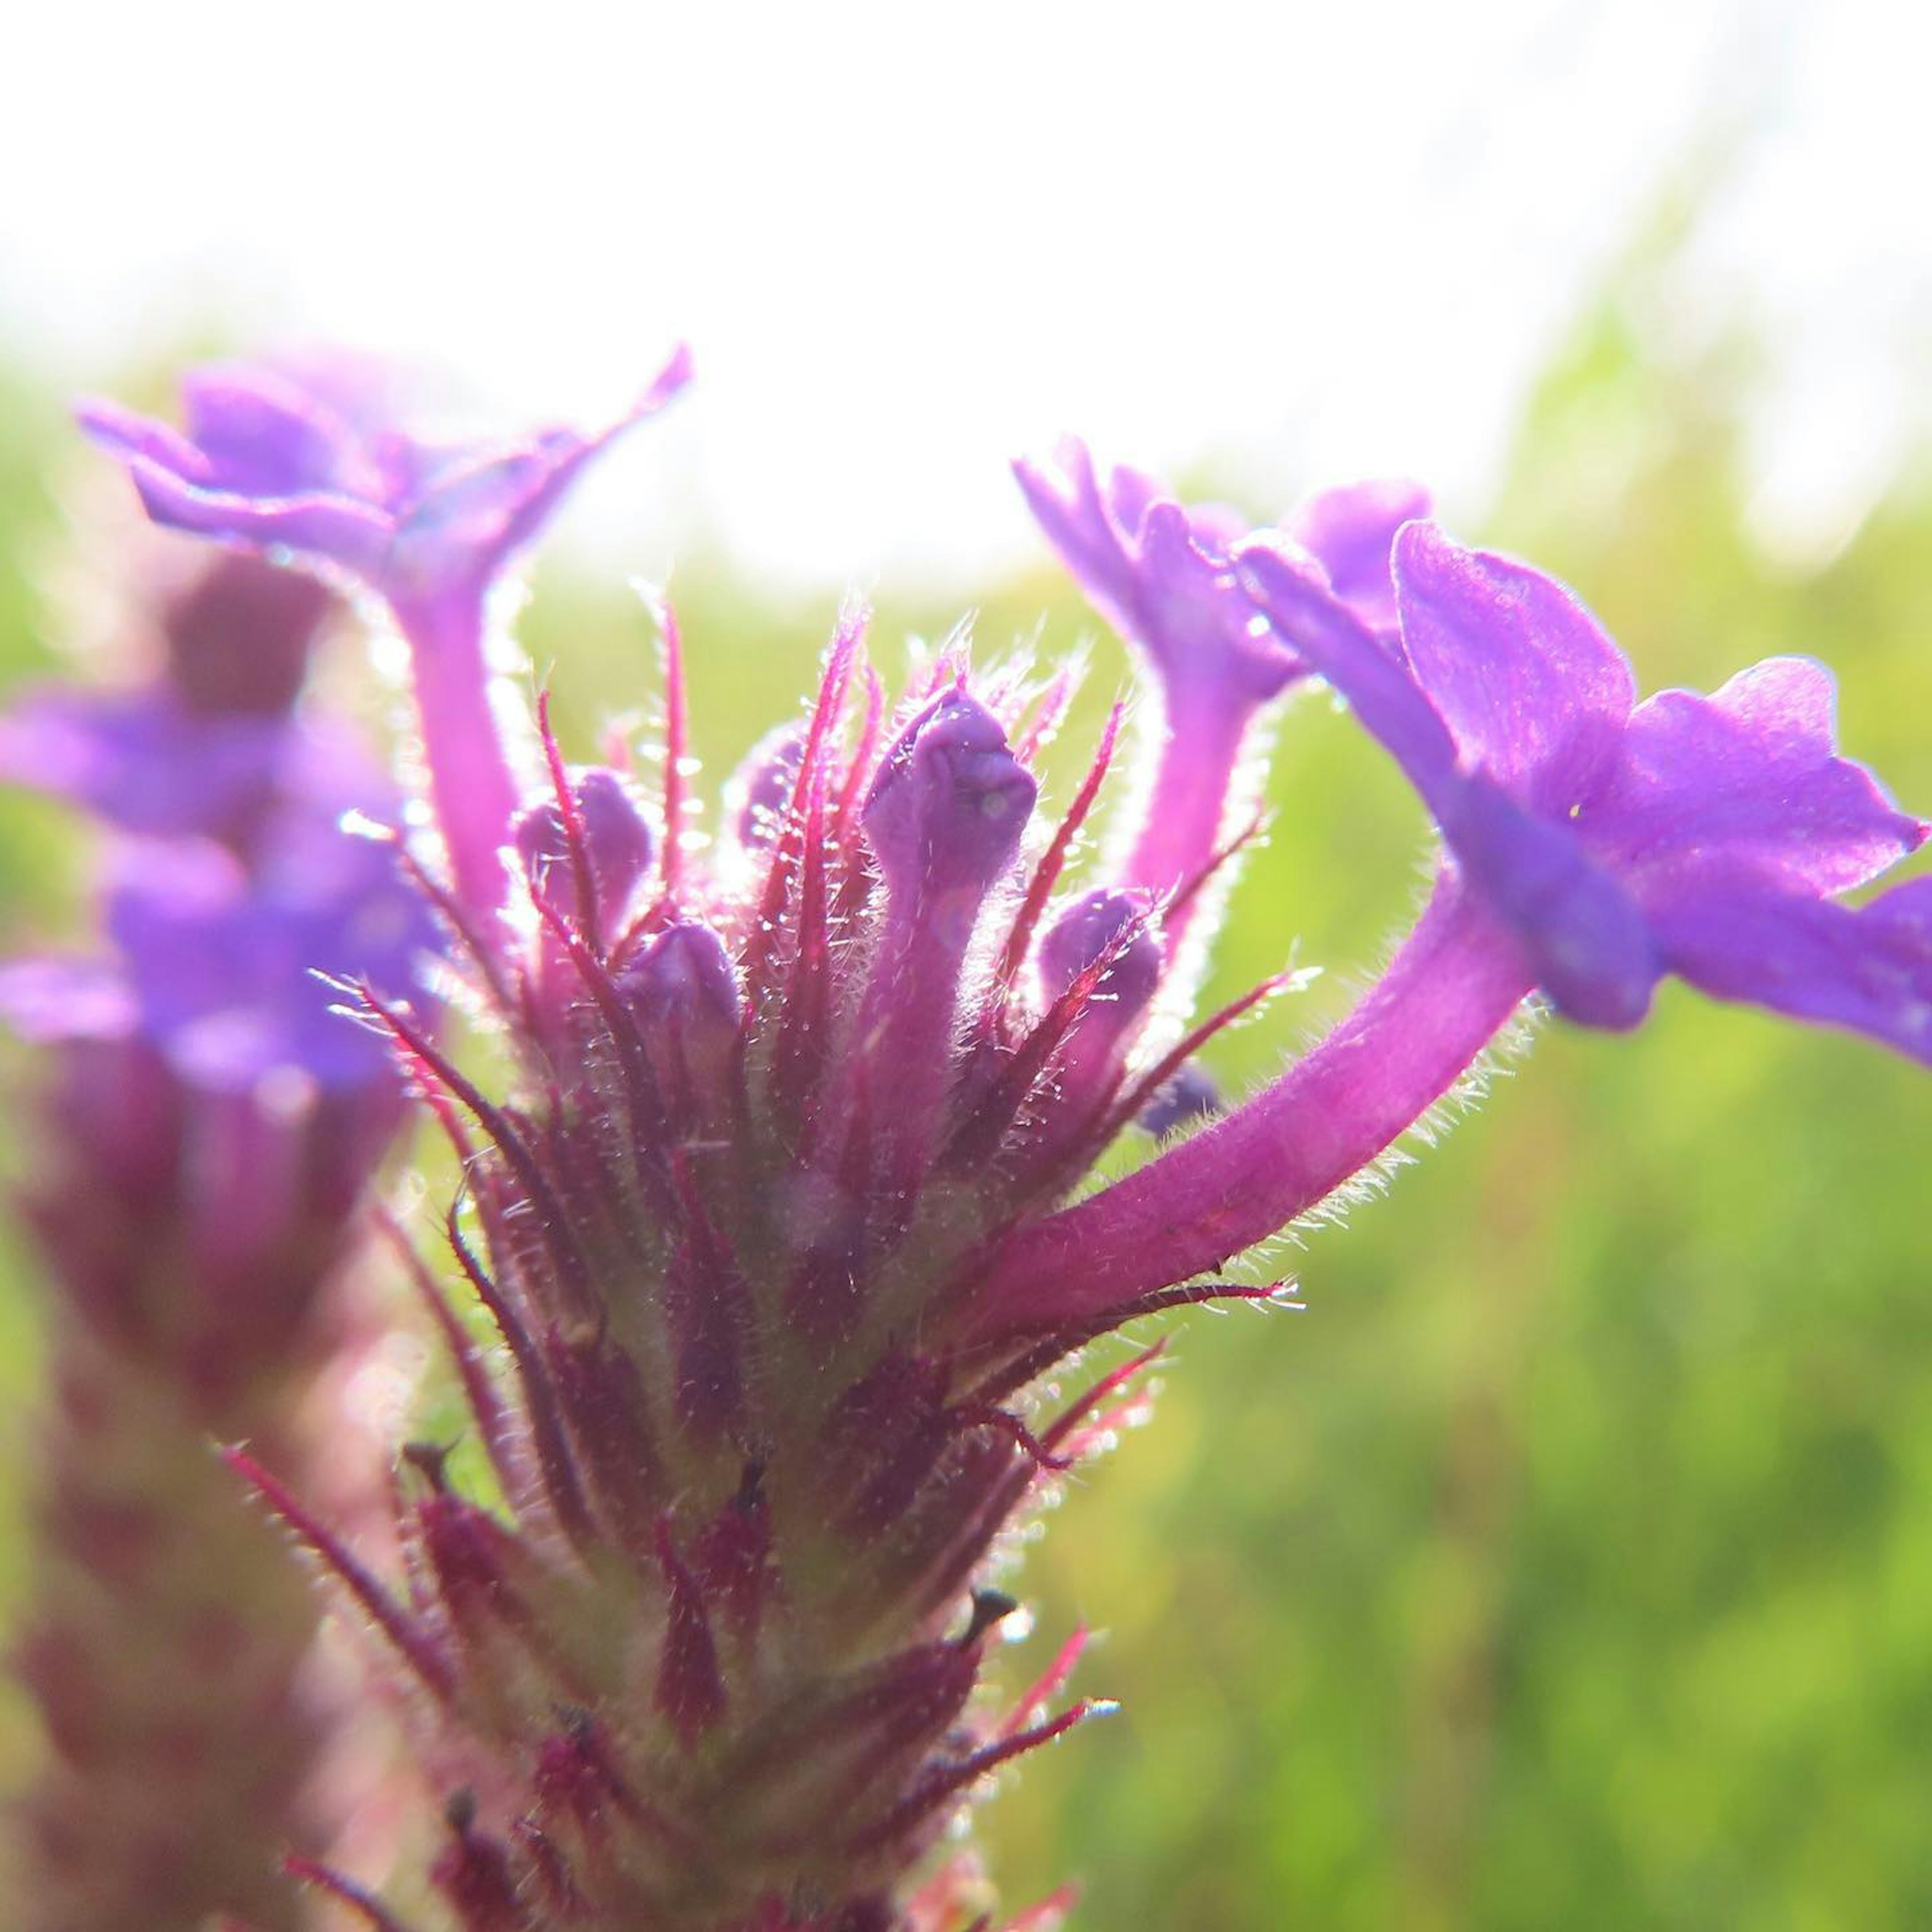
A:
[{"xmin": 89, "ymin": 360, "xmax": 1928, "ymax": 1932}]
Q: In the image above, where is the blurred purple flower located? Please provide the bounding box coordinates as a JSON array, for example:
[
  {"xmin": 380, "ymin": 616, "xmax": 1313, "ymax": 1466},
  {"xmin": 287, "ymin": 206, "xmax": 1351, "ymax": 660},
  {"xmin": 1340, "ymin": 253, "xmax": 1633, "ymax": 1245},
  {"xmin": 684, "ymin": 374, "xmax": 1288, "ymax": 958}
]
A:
[
  {"xmin": 80, "ymin": 349, "xmax": 692, "ymax": 919},
  {"xmin": 2, "ymin": 540, "xmax": 439, "ymax": 1932}
]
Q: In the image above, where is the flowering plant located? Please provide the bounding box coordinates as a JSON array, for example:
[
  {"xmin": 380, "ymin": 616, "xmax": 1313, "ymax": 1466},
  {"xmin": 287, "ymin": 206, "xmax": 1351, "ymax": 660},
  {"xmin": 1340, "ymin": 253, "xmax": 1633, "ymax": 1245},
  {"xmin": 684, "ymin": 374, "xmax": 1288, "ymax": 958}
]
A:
[{"xmin": 5, "ymin": 351, "xmax": 1927, "ymax": 1931}]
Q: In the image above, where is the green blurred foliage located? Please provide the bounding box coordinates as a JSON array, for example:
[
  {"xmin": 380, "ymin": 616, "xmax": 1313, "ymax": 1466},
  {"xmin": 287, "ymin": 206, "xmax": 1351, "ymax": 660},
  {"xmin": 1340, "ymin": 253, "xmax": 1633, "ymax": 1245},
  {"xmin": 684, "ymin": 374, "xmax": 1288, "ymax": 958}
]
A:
[{"xmin": 3, "ymin": 210, "xmax": 1930, "ymax": 1929}]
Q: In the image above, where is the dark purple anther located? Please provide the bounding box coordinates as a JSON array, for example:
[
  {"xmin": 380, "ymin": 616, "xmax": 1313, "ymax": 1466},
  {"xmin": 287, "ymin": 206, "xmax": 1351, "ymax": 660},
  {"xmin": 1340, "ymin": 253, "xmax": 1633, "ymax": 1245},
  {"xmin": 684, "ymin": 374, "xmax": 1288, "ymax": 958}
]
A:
[
  {"xmin": 514, "ymin": 766, "xmax": 655, "ymax": 937},
  {"xmin": 433, "ymin": 1794, "xmax": 526, "ymax": 1932},
  {"xmin": 1137, "ymin": 1060, "xmax": 1223, "ymax": 1138}
]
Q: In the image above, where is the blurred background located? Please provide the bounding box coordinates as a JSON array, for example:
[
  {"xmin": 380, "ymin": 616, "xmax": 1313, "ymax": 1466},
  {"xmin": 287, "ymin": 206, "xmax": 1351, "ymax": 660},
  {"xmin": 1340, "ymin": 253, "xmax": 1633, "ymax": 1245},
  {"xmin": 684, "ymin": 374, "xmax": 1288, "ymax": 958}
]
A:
[{"xmin": 4, "ymin": 2, "xmax": 1930, "ymax": 1925}]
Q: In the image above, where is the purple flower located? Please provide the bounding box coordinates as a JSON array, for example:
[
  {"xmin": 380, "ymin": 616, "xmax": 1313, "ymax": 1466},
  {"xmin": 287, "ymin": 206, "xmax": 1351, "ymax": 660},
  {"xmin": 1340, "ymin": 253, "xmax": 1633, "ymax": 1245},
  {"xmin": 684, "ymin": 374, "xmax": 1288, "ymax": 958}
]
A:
[
  {"xmin": 80, "ymin": 349, "xmax": 692, "ymax": 919},
  {"xmin": 1013, "ymin": 441, "xmax": 1426, "ymax": 959},
  {"xmin": 1236, "ymin": 523, "xmax": 1932, "ymax": 1054}
]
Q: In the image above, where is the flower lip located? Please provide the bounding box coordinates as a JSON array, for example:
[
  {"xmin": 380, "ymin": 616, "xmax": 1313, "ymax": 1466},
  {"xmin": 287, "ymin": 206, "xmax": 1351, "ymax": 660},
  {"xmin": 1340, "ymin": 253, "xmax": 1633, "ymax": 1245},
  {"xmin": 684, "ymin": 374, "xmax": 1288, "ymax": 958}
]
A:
[{"xmin": 1282, "ymin": 476, "xmax": 1432, "ymax": 637}]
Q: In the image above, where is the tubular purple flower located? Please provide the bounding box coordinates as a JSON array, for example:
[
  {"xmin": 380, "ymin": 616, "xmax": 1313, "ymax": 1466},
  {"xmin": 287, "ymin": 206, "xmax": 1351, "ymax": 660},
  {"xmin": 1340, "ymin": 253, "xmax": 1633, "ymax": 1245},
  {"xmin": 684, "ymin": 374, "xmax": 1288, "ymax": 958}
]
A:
[
  {"xmin": 1012, "ymin": 441, "xmax": 1295, "ymax": 914},
  {"xmin": 1013, "ymin": 444, "xmax": 1427, "ymax": 978},
  {"xmin": 957, "ymin": 509, "xmax": 1932, "ymax": 1349},
  {"xmin": 78, "ymin": 347, "xmax": 692, "ymax": 921}
]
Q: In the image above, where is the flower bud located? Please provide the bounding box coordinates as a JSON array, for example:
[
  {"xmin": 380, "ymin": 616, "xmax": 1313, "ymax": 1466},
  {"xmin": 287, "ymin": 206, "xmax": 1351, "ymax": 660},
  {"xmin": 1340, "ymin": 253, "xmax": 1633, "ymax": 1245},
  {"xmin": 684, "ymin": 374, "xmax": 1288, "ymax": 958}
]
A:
[
  {"xmin": 725, "ymin": 722, "xmax": 805, "ymax": 850},
  {"xmin": 863, "ymin": 691, "xmax": 1036, "ymax": 933},
  {"xmin": 617, "ymin": 921, "xmax": 742, "ymax": 1132},
  {"xmin": 1034, "ymin": 889, "xmax": 1162, "ymax": 1143},
  {"xmin": 513, "ymin": 767, "xmax": 655, "ymax": 936}
]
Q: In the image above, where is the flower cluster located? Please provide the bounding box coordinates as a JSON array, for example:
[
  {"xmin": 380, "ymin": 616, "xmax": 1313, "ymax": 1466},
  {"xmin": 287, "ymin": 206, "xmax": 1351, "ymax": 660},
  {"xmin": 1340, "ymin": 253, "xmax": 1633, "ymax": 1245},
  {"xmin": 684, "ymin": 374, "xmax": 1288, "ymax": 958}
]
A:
[
  {"xmin": 1, "ymin": 546, "xmax": 432, "ymax": 1931},
  {"xmin": 47, "ymin": 358, "xmax": 1932, "ymax": 1932}
]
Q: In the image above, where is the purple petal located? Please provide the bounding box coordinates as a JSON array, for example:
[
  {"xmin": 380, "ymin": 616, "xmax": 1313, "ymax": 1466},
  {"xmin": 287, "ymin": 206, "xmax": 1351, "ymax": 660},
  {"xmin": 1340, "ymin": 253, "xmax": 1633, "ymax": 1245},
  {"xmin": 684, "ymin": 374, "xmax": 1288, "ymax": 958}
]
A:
[
  {"xmin": 1284, "ymin": 477, "xmax": 1430, "ymax": 635},
  {"xmin": 178, "ymin": 363, "xmax": 380, "ymax": 497},
  {"xmin": 386, "ymin": 347, "xmax": 692, "ymax": 606},
  {"xmin": 74, "ymin": 396, "xmax": 216, "ymax": 481},
  {"xmin": 0, "ymin": 955, "xmax": 138, "ymax": 1045},
  {"xmin": 1586, "ymin": 657, "xmax": 1927, "ymax": 895},
  {"xmin": 1013, "ymin": 439, "xmax": 1139, "ymax": 628},
  {"xmin": 1019, "ymin": 443, "xmax": 1307, "ymax": 911},
  {"xmin": 102, "ymin": 814, "xmax": 425, "ymax": 1095},
  {"xmin": 1236, "ymin": 537, "xmax": 1462, "ymax": 818},
  {"xmin": 1444, "ymin": 776, "xmax": 1659, "ymax": 1029},
  {"xmin": 0, "ymin": 688, "xmax": 289, "ymax": 839},
  {"xmin": 1239, "ymin": 539, "xmax": 1660, "ymax": 1031},
  {"xmin": 1391, "ymin": 522, "xmax": 1635, "ymax": 810},
  {"xmin": 122, "ymin": 457, "xmax": 395, "ymax": 582},
  {"xmin": 1652, "ymin": 869, "xmax": 1932, "ymax": 1065}
]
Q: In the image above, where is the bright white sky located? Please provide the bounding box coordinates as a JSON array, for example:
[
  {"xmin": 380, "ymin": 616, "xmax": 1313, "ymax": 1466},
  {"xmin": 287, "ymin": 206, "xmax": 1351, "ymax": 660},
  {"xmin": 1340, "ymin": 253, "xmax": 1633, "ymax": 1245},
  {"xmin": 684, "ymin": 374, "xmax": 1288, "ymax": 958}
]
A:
[{"xmin": 3, "ymin": 0, "xmax": 1926, "ymax": 589}]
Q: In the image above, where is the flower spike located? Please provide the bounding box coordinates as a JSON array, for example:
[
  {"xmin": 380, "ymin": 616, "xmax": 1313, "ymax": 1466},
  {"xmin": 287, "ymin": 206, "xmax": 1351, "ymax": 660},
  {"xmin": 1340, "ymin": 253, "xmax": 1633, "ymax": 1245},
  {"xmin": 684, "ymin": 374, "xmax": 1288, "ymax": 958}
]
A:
[{"xmin": 46, "ymin": 370, "xmax": 1923, "ymax": 1932}]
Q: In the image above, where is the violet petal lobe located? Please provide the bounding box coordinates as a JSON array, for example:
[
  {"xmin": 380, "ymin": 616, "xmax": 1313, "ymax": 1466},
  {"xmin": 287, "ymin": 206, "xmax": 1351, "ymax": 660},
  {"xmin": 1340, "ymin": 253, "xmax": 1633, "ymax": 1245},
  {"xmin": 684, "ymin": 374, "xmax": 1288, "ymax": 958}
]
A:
[
  {"xmin": 176, "ymin": 363, "xmax": 382, "ymax": 496},
  {"xmin": 1235, "ymin": 537, "xmax": 1463, "ymax": 817},
  {"xmin": 1584, "ymin": 657, "xmax": 1927, "ymax": 896},
  {"xmin": 1282, "ymin": 477, "xmax": 1431, "ymax": 636},
  {"xmin": 1388, "ymin": 520, "xmax": 1635, "ymax": 809},
  {"xmin": 1649, "ymin": 869, "xmax": 1932, "ymax": 1064},
  {"xmin": 104, "ymin": 830, "xmax": 423, "ymax": 1094},
  {"xmin": 0, "ymin": 689, "xmax": 288, "ymax": 840},
  {"xmin": 1443, "ymin": 776, "xmax": 1659, "ymax": 1029},
  {"xmin": 113, "ymin": 454, "xmax": 396, "ymax": 581}
]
